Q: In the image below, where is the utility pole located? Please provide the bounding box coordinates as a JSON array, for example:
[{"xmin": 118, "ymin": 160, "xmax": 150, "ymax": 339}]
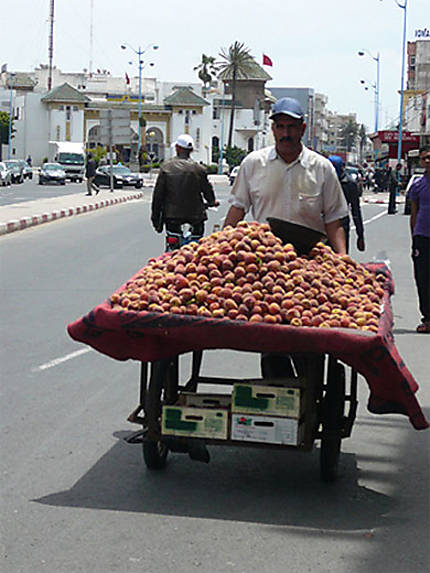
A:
[
  {"xmin": 48, "ymin": 0, "xmax": 55, "ymax": 91},
  {"xmin": 89, "ymin": 0, "xmax": 94, "ymax": 77}
]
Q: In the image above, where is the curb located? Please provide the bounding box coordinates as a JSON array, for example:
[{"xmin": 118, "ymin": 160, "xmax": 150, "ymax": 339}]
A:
[
  {"xmin": 362, "ymin": 197, "xmax": 406, "ymax": 205},
  {"xmin": 0, "ymin": 192, "xmax": 143, "ymax": 236}
]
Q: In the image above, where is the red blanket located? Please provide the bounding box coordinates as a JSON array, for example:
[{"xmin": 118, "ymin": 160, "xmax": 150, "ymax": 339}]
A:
[{"xmin": 67, "ymin": 262, "xmax": 428, "ymax": 430}]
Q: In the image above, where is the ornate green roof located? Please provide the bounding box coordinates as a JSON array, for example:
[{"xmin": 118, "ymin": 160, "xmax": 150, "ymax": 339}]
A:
[
  {"xmin": 41, "ymin": 82, "xmax": 90, "ymax": 103},
  {"xmin": 164, "ymin": 87, "xmax": 209, "ymax": 106}
]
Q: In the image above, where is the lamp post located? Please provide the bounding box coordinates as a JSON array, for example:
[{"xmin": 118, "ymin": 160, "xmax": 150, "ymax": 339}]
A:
[
  {"xmin": 120, "ymin": 43, "xmax": 158, "ymax": 159},
  {"xmin": 7, "ymin": 73, "xmax": 16, "ymax": 160},
  {"xmin": 358, "ymin": 50, "xmax": 380, "ymax": 132},
  {"xmin": 218, "ymin": 82, "xmax": 226, "ymax": 175},
  {"xmin": 395, "ymin": 0, "xmax": 408, "ymax": 165}
]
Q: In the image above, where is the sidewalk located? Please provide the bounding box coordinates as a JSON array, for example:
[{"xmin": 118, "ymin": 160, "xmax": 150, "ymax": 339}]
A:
[{"xmin": 0, "ymin": 189, "xmax": 147, "ymax": 236}]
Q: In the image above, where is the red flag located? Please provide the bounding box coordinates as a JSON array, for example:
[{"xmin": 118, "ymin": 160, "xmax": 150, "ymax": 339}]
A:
[
  {"xmin": 262, "ymin": 54, "xmax": 273, "ymax": 67},
  {"xmin": 125, "ymin": 72, "xmax": 130, "ymax": 85}
]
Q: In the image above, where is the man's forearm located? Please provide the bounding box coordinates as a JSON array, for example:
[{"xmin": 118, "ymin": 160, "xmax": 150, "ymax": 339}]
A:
[
  {"xmin": 325, "ymin": 219, "xmax": 347, "ymax": 254},
  {"xmin": 223, "ymin": 205, "xmax": 245, "ymax": 228}
]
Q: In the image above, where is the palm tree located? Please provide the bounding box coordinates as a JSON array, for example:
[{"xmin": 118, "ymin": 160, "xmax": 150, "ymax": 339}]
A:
[
  {"xmin": 358, "ymin": 124, "xmax": 367, "ymax": 162},
  {"xmin": 217, "ymin": 41, "xmax": 255, "ymax": 147},
  {"xmin": 194, "ymin": 54, "xmax": 218, "ymax": 91},
  {"xmin": 340, "ymin": 119, "xmax": 359, "ymax": 152}
]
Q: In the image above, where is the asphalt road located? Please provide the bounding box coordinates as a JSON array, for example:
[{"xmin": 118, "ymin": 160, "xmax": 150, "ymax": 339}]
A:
[{"xmin": 1, "ymin": 187, "xmax": 429, "ymax": 573}]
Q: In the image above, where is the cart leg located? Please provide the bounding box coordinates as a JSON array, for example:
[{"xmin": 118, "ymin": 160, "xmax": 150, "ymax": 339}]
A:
[
  {"xmin": 143, "ymin": 359, "xmax": 177, "ymax": 470},
  {"xmin": 320, "ymin": 356, "xmax": 346, "ymax": 482}
]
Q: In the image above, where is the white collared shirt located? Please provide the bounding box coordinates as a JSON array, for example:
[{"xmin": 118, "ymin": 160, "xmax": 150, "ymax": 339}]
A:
[{"xmin": 229, "ymin": 145, "xmax": 348, "ymax": 234}]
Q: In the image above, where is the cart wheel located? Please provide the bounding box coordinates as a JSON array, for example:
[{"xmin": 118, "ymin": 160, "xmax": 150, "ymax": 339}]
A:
[
  {"xmin": 143, "ymin": 440, "xmax": 169, "ymax": 469},
  {"xmin": 320, "ymin": 358, "xmax": 345, "ymax": 482},
  {"xmin": 142, "ymin": 359, "xmax": 178, "ymax": 470}
]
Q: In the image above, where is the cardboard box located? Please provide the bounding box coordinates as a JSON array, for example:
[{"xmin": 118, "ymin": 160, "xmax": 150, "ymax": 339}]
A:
[
  {"xmin": 162, "ymin": 405, "xmax": 228, "ymax": 440},
  {"xmin": 232, "ymin": 383, "xmax": 302, "ymax": 418},
  {"xmin": 231, "ymin": 413, "xmax": 300, "ymax": 446},
  {"xmin": 180, "ymin": 393, "xmax": 231, "ymax": 409}
]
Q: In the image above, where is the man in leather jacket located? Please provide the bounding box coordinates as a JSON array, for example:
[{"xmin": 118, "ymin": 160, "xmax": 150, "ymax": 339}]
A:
[{"xmin": 151, "ymin": 134, "xmax": 219, "ymax": 240}]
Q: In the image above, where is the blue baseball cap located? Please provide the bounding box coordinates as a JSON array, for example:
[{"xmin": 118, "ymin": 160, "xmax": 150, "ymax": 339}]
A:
[{"xmin": 269, "ymin": 97, "xmax": 305, "ymax": 120}]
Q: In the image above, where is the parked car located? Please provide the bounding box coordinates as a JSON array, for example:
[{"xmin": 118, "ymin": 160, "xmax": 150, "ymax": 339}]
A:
[
  {"xmin": 94, "ymin": 165, "xmax": 142, "ymax": 189},
  {"xmin": 3, "ymin": 159, "xmax": 24, "ymax": 183},
  {"xmin": 16, "ymin": 159, "xmax": 33, "ymax": 180},
  {"xmin": 38, "ymin": 162, "xmax": 67, "ymax": 185},
  {"xmin": 229, "ymin": 165, "xmax": 240, "ymax": 186},
  {"xmin": 0, "ymin": 162, "xmax": 12, "ymax": 186}
]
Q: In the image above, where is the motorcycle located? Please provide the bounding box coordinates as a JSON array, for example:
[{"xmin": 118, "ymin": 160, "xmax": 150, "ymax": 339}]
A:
[{"xmin": 164, "ymin": 205, "xmax": 219, "ymax": 252}]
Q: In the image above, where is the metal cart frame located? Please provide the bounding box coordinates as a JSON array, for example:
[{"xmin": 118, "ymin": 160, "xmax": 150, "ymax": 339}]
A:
[{"xmin": 127, "ymin": 349, "xmax": 358, "ymax": 482}]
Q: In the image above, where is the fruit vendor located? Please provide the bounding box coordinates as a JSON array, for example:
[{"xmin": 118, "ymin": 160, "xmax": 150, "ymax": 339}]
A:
[
  {"xmin": 223, "ymin": 97, "xmax": 348, "ymax": 255},
  {"xmin": 151, "ymin": 134, "xmax": 219, "ymax": 244}
]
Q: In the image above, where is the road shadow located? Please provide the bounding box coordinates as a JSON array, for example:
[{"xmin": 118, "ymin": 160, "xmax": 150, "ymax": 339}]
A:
[
  {"xmin": 35, "ymin": 430, "xmax": 395, "ymax": 531},
  {"xmin": 392, "ymin": 328, "xmax": 417, "ymax": 335}
]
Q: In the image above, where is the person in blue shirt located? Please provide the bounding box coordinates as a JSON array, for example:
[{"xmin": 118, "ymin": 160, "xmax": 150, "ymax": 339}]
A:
[{"xmin": 408, "ymin": 145, "xmax": 430, "ymax": 333}]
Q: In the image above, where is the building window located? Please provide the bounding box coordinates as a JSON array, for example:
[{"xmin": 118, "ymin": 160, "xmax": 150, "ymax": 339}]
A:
[
  {"xmin": 73, "ymin": 106, "xmax": 78, "ymax": 111},
  {"xmin": 192, "ymin": 110, "xmax": 197, "ymax": 115},
  {"xmin": 178, "ymin": 109, "xmax": 183, "ymax": 114},
  {"xmin": 196, "ymin": 127, "xmax": 200, "ymax": 149},
  {"xmin": 59, "ymin": 105, "xmax": 64, "ymax": 111},
  {"xmin": 66, "ymin": 106, "xmax": 71, "ymax": 120},
  {"xmin": 213, "ymin": 106, "xmax": 220, "ymax": 120},
  {"xmin": 56, "ymin": 125, "xmax": 61, "ymax": 139}
]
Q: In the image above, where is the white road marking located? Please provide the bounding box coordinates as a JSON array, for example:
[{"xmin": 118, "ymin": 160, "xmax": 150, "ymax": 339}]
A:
[
  {"xmin": 363, "ymin": 210, "xmax": 387, "ymax": 226},
  {"xmin": 34, "ymin": 348, "xmax": 92, "ymax": 371}
]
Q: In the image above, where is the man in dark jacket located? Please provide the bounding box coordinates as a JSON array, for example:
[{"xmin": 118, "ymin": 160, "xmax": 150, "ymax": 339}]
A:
[
  {"xmin": 85, "ymin": 153, "xmax": 100, "ymax": 196},
  {"xmin": 151, "ymin": 134, "xmax": 219, "ymax": 242},
  {"xmin": 329, "ymin": 156, "xmax": 365, "ymax": 253}
]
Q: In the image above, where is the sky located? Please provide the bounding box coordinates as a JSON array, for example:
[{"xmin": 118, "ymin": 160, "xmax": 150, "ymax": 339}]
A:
[{"xmin": 2, "ymin": 0, "xmax": 429, "ymax": 132}]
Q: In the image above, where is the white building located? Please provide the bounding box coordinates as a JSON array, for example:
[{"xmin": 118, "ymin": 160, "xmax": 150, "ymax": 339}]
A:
[{"xmin": 2, "ymin": 61, "xmax": 274, "ymax": 168}]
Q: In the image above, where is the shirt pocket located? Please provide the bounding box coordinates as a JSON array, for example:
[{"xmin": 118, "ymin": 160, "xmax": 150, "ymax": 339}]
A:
[{"xmin": 294, "ymin": 171, "xmax": 321, "ymax": 210}]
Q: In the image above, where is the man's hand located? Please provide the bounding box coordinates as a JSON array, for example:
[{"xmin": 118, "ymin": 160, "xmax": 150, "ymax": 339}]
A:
[{"xmin": 357, "ymin": 237, "xmax": 365, "ymax": 252}]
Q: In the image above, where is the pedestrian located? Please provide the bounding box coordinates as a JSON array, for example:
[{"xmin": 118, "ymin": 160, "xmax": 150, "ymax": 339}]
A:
[
  {"xmin": 328, "ymin": 155, "xmax": 365, "ymax": 253},
  {"xmin": 387, "ymin": 165, "xmax": 399, "ymax": 214},
  {"xmin": 26, "ymin": 155, "xmax": 32, "ymax": 167},
  {"xmin": 85, "ymin": 153, "xmax": 100, "ymax": 196},
  {"xmin": 374, "ymin": 167, "xmax": 384, "ymax": 193},
  {"xmin": 223, "ymin": 97, "xmax": 348, "ymax": 254},
  {"xmin": 223, "ymin": 96, "xmax": 349, "ymax": 378},
  {"xmin": 408, "ymin": 145, "xmax": 430, "ymax": 334},
  {"xmin": 151, "ymin": 134, "xmax": 219, "ymax": 247}
]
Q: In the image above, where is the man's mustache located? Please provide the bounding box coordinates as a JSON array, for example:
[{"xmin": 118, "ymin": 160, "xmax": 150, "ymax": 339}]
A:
[{"xmin": 280, "ymin": 136, "xmax": 293, "ymax": 142}]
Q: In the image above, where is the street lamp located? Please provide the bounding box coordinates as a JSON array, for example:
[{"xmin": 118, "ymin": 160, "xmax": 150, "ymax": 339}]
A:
[
  {"xmin": 120, "ymin": 43, "xmax": 158, "ymax": 158},
  {"xmin": 358, "ymin": 50, "xmax": 380, "ymax": 132},
  {"xmin": 395, "ymin": 0, "xmax": 408, "ymax": 165},
  {"xmin": 218, "ymin": 82, "xmax": 227, "ymax": 175},
  {"xmin": 7, "ymin": 73, "xmax": 16, "ymax": 160}
]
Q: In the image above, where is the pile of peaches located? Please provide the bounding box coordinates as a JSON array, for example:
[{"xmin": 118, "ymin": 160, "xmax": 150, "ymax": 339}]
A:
[{"xmin": 110, "ymin": 221, "xmax": 386, "ymax": 332}]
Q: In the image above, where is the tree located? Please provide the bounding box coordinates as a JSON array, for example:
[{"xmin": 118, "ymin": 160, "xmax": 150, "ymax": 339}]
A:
[
  {"xmin": 217, "ymin": 41, "xmax": 255, "ymax": 148},
  {"xmin": 340, "ymin": 119, "xmax": 359, "ymax": 152},
  {"xmin": 358, "ymin": 124, "xmax": 367, "ymax": 162},
  {"xmin": 194, "ymin": 54, "xmax": 219, "ymax": 90},
  {"xmin": 0, "ymin": 111, "xmax": 14, "ymax": 145}
]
